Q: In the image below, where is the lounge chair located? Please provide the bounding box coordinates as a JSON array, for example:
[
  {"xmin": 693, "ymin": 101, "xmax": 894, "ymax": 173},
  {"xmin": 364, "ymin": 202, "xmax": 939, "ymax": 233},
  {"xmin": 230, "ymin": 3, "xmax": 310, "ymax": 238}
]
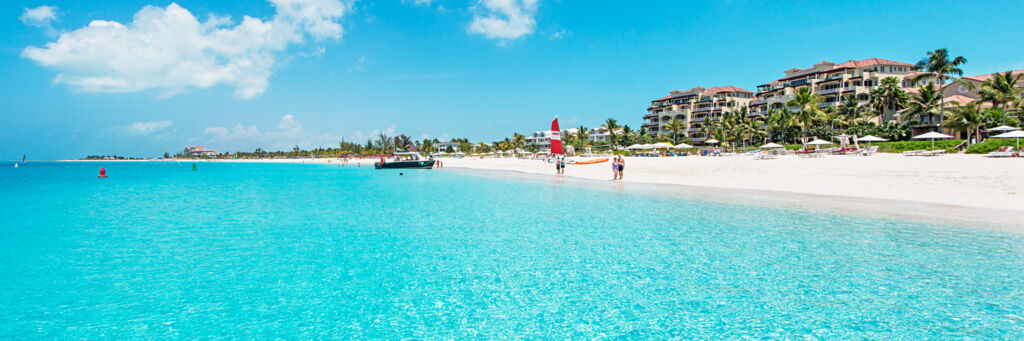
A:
[
  {"xmin": 987, "ymin": 146, "xmax": 1015, "ymax": 158},
  {"xmin": 902, "ymin": 150, "xmax": 926, "ymax": 156},
  {"xmin": 921, "ymin": 149, "xmax": 947, "ymax": 156}
]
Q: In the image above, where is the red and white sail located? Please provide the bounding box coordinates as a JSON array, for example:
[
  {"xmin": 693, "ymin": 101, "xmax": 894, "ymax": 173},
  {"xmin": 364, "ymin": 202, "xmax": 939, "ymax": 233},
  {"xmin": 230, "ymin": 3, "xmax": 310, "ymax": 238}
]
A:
[{"xmin": 550, "ymin": 116, "xmax": 563, "ymax": 155}]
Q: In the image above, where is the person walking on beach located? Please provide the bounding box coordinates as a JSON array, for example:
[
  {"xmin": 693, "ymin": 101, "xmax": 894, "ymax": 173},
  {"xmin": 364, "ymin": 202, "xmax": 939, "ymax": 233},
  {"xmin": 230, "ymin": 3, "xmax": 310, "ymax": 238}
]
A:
[
  {"xmin": 618, "ymin": 156, "xmax": 625, "ymax": 180},
  {"xmin": 612, "ymin": 156, "xmax": 620, "ymax": 180},
  {"xmin": 555, "ymin": 156, "xmax": 562, "ymax": 174},
  {"xmin": 559, "ymin": 157, "xmax": 566, "ymax": 175}
]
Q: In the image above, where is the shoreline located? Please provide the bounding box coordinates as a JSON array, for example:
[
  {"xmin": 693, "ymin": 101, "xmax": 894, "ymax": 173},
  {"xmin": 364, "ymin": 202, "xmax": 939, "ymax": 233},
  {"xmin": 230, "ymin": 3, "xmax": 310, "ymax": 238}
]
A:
[
  {"xmin": 446, "ymin": 166, "xmax": 1024, "ymax": 233},
  {"xmin": 56, "ymin": 155, "xmax": 1024, "ymax": 231}
]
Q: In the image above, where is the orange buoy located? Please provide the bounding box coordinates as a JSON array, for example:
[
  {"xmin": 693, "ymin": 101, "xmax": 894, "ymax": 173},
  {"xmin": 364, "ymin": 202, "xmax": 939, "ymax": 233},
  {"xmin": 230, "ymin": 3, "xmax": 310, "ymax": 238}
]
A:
[{"xmin": 98, "ymin": 167, "xmax": 108, "ymax": 178}]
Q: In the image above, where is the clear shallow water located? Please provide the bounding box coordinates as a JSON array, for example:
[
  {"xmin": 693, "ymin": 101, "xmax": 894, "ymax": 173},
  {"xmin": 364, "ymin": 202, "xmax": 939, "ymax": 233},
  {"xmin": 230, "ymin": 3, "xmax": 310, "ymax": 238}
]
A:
[{"xmin": 1, "ymin": 161, "xmax": 1023, "ymax": 339}]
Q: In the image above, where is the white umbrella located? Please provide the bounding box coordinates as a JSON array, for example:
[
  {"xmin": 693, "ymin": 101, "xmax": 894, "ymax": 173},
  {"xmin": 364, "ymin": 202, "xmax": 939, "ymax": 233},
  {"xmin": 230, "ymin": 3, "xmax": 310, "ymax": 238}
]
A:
[
  {"xmin": 705, "ymin": 139, "xmax": 719, "ymax": 144},
  {"xmin": 673, "ymin": 143, "xmax": 694, "ymax": 149},
  {"xmin": 993, "ymin": 130, "xmax": 1024, "ymax": 151},
  {"xmin": 760, "ymin": 142, "xmax": 784, "ymax": 149},
  {"xmin": 806, "ymin": 139, "xmax": 832, "ymax": 151},
  {"xmin": 651, "ymin": 142, "xmax": 674, "ymax": 149},
  {"xmin": 856, "ymin": 135, "xmax": 889, "ymax": 142},
  {"xmin": 806, "ymin": 139, "xmax": 832, "ymax": 145},
  {"xmin": 856, "ymin": 135, "xmax": 888, "ymax": 147},
  {"xmin": 626, "ymin": 144, "xmax": 644, "ymax": 150},
  {"xmin": 912, "ymin": 131, "xmax": 953, "ymax": 150},
  {"xmin": 988, "ymin": 125, "xmax": 1019, "ymax": 132}
]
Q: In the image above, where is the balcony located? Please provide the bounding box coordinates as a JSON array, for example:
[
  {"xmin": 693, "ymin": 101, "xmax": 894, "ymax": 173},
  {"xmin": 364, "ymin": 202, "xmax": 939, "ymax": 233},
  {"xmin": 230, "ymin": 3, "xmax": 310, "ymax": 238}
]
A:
[
  {"xmin": 817, "ymin": 87, "xmax": 843, "ymax": 95},
  {"xmin": 825, "ymin": 73, "xmax": 846, "ymax": 81},
  {"xmin": 641, "ymin": 122, "xmax": 658, "ymax": 128},
  {"xmin": 644, "ymin": 113, "xmax": 659, "ymax": 119},
  {"xmin": 748, "ymin": 111, "xmax": 766, "ymax": 117},
  {"xmin": 694, "ymin": 107, "xmax": 712, "ymax": 113},
  {"xmin": 787, "ymin": 79, "xmax": 810, "ymax": 87},
  {"xmin": 750, "ymin": 99, "xmax": 768, "ymax": 106}
]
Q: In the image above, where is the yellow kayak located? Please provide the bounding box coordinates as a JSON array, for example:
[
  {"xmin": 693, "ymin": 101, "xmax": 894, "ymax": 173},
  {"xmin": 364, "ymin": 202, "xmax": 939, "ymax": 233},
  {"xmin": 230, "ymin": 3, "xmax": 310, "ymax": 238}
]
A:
[{"xmin": 575, "ymin": 158, "xmax": 609, "ymax": 165}]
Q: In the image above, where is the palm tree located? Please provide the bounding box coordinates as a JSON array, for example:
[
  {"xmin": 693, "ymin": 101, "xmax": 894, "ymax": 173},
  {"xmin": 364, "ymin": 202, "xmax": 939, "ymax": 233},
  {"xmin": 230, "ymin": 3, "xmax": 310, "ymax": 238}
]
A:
[
  {"xmin": 912, "ymin": 48, "xmax": 968, "ymax": 125},
  {"xmin": 512, "ymin": 133, "xmax": 525, "ymax": 155},
  {"xmin": 903, "ymin": 83, "xmax": 942, "ymax": 124},
  {"xmin": 602, "ymin": 118, "xmax": 620, "ymax": 149},
  {"xmin": 575, "ymin": 125, "xmax": 590, "ymax": 148},
  {"xmin": 662, "ymin": 119, "xmax": 687, "ymax": 144},
  {"xmin": 978, "ymin": 71, "xmax": 1022, "ymax": 125},
  {"xmin": 942, "ymin": 101, "xmax": 985, "ymax": 145},
  {"xmin": 868, "ymin": 76, "xmax": 909, "ymax": 122},
  {"xmin": 786, "ymin": 87, "xmax": 825, "ymax": 136},
  {"xmin": 837, "ymin": 95, "xmax": 864, "ymax": 126}
]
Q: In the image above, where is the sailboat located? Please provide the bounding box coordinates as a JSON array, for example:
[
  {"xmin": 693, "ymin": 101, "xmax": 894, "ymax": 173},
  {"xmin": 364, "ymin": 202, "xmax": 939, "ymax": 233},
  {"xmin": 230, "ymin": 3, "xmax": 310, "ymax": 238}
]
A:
[{"xmin": 550, "ymin": 116, "xmax": 563, "ymax": 156}]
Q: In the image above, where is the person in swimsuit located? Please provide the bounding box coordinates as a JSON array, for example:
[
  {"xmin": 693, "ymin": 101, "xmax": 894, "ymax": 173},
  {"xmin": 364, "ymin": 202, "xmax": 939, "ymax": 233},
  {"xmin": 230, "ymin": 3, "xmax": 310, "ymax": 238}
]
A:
[
  {"xmin": 612, "ymin": 156, "xmax": 620, "ymax": 180},
  {"xmin": 618, "ymin": 156, "xmax": 625, "ymax": 180},
  {"xmin": 555, "ymin": 157, "xmax": 562, "ymax": 174}
]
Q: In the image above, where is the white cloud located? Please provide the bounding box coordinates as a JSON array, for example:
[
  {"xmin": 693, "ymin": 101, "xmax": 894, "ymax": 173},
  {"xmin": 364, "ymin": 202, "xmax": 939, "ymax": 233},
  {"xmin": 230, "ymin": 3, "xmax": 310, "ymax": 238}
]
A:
[
  {"xmin": 21, "ymin": 5, "xmax": 58, "ymax": 27},
  {"xmin": 111, "ymin": 120, "xmax": 173, "ymax": 135},
  {"xmin": 202, "ymin": 114, "xmax": 345, "ymax": 151},
  {"xmin": 468, "ymin": 0, "xmax": 539, "ymax": 42},
  {"xmin": 22, "ymin": 0, "xmax": 349, "ymax": 100},
  {"xmin": 348, "ymin": 124, "xmax": 396, "ymax": 143},
  {"xmin": 348, "ymin": 55, "xmax": 366, "ymax": 72},
  {"xmin": 549, "ymin": 29, "xmax": 568, "ymax": 40}
]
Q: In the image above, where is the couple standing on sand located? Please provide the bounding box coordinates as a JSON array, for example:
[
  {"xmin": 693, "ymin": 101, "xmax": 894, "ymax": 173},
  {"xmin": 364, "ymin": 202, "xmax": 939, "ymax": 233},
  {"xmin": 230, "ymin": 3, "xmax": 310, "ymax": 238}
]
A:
[{"xmin": 612, "ymin": 156, "xmax": 625, "ymax": 180}]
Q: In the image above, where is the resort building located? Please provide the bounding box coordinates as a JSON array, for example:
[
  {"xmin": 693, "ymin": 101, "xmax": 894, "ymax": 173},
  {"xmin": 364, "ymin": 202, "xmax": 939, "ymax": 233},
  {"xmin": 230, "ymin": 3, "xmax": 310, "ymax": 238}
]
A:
[
  {"xmin": 183, "ymin": 146, "xmax": 218, "ymax": 157},
  {"xmin": 434, "ymin": 141, "xmax": 461, "ymax": 153},
  {"xmin": 940, "ymin": 69, "xmax": 1024, "ymax": 103},
  {"xmin": 526, "ymin": 130, "xmax": 556, "ymax": 150},
  {"xmin": 752, "ymin": 58, "xmax": 915, "ymax": 123},
  {"xmin": 643, "ymin": 86, "xmax": 755, "ymax": 142},
  {"xmin": 588, "ymin": 127, "xmax": 622, "ymax": 143}
]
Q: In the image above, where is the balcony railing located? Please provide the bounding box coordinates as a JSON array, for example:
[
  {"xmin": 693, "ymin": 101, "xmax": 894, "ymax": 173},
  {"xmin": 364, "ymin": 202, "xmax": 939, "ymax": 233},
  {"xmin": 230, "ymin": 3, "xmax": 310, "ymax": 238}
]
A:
[
  {"xmin": 825, "ymin": 73, "xmax": 845, "ymax": 81},
  {"xmin": 817, "ymin": 88, "xmax": 843, "ymax": 95},
  {"xmin": 750, "ymin": 99, "xmax": 768, "ymax": 106}
]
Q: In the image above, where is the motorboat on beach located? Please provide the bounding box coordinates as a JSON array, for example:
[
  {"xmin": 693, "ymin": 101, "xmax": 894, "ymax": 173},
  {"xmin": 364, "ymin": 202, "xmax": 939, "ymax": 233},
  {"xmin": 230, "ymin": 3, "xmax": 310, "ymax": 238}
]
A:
[{"xmin": 374, "ymin": 152, "xmax": 436, "ymax": 169}]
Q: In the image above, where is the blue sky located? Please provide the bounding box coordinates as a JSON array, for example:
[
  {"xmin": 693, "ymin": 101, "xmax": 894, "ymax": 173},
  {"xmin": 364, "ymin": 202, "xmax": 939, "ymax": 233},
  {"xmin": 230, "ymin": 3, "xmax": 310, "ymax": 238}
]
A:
[{"xmin": 2, "ymin": 0, "xmax": 1022, "ymax": 159}]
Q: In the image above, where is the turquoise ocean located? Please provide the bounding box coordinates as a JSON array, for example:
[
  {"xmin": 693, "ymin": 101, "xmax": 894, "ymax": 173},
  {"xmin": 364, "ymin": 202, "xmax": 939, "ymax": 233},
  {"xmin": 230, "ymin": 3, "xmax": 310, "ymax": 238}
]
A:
[{"xmin": 1, "ymin": 161, "xmax": 1023, "ymax": 338}]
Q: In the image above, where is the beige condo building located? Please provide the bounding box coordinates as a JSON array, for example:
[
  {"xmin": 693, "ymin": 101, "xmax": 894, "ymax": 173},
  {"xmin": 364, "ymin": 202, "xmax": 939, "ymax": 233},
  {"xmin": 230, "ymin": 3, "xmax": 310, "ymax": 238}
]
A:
[
  {"xmin": 750, "ymin": 58, "xmax": 915, "ymax": 123},
  {"xmin": 642, "ymin": 86, "xmax": 755, "ymax": 143}
]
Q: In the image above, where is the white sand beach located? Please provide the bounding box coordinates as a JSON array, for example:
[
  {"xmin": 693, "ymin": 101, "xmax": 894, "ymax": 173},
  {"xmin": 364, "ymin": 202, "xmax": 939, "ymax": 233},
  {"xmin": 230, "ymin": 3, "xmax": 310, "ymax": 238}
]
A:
[
  {"xmin": 435, "ymin": 154, "xmax": 1024, "ymax": 230},
  {"xmin": 442, "ymin": 154, "xmax": 1023, "ymax": 210}
]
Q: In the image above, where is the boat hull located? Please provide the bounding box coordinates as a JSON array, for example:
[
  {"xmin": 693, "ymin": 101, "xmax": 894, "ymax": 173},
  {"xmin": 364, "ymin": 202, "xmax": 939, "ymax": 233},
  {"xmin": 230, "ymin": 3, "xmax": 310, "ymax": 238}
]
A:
[{"xmin": 374, "ymin": 160, "xmax": 436, "ymax": 169}]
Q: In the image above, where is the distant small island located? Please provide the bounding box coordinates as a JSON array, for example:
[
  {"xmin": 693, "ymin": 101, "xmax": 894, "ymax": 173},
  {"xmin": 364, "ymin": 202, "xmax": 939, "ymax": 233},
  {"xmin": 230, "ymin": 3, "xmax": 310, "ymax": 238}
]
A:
[{"xmin": 80, "ymin": 155, "xmax": 148, "ymax": 160}]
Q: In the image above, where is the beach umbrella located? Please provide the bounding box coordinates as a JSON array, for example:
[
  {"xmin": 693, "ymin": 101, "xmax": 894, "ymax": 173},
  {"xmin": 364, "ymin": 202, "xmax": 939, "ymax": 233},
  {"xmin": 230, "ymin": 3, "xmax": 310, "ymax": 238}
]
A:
[
  {"xmin": 806, "ymin": 138, "xmax": 832, "ymax": 151},
  {"xmin": 912, "ymin": 131, "xmax": 953, "ymax": 150},
  {"xmin": 651, "ymin": 142, "xmax": 674, "ymax": 149},
  {"xmin": 992, "ymin": 130, "xmax": 1024, "ymax": 151},
  {"xmin": 760, "ymin": 142, "xmax": 784, "ymax": 149},
  {"xmin": 673, "ymin": 143, "xmax": 694, "ymax": 149},
  {"xmin": 705, "ymin": 139, "xmax": 719, "ymax": 145},
  {"xmin": 856, "ymin": 135, "xmax": 888, "ymax": 147},
  {"xmin": 987, "ymin": 125, "xmax": 1019, "ymax": 132},
  {"xmin": 626, "ymin": 144, "xmax": 643, "ymax": 150}
]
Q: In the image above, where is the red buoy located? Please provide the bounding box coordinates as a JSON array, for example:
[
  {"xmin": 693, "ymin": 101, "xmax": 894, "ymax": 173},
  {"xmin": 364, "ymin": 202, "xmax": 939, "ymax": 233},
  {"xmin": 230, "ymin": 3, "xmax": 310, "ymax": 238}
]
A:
[{"xmin": 98, "ymin": 167, "xmax": 108, "ymax": 178}]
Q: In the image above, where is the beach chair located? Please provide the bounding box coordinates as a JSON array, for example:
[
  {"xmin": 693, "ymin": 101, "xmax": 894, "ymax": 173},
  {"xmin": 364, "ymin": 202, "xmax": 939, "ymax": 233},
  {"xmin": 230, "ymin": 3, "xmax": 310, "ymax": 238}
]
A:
[
  {"xmin": 857, "ymin": 145, "xmax": 879, "ymax": 156},
  {"xmin": 987, "ymin": 146, "xmax": 1015, "ymax": 158},
  {"xmin": 902, "ymin": 150, "xmax": 926, "ymax": 156},
  {"xmin": 921, "ymin": 149, "xmax": 947, "ymax": 157}
]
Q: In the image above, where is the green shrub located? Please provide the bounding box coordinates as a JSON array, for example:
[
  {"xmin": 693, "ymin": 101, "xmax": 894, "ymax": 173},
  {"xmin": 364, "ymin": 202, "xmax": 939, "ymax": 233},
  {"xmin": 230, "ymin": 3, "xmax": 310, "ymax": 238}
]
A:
[
  {"xmin": 965, "ymin": 139, "xmax": 1020, "ymax": 154},
  {"xmin": 874, "ymin": 140, "xmax": 964, "ymax": 153}
]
